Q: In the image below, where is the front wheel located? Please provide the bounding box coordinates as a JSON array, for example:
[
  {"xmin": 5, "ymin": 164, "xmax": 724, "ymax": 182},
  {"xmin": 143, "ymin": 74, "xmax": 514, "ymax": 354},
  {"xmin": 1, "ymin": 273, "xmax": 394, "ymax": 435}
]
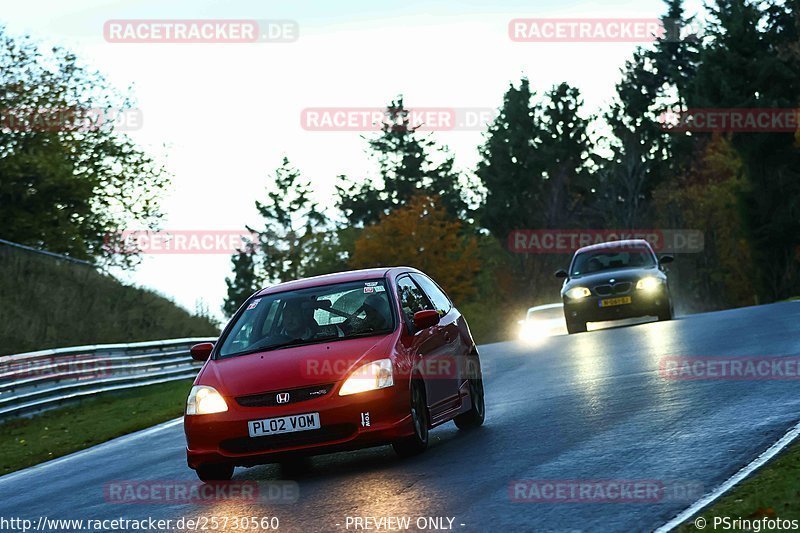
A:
[
  {"xmin": 566, "ymin": 318, "xmax": 587, "ymax": 334},
  {"xmin": 657, "ymin": 300, "xmax": 674, "ymax": 321},
  {"xmin": 392, "ymin": 379, "xmax": 429, "ymax": 458},
  {"xmin": 195, "ymin": 463, "xmax": 234, "ymax": 482}
]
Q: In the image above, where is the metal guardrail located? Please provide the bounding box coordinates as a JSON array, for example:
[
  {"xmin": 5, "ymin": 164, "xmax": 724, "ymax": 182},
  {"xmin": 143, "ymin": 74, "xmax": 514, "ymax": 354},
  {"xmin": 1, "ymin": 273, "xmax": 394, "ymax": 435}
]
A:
[{"xmin": 0, "ymin": 337, "xmax": 216, "ymax": 419}]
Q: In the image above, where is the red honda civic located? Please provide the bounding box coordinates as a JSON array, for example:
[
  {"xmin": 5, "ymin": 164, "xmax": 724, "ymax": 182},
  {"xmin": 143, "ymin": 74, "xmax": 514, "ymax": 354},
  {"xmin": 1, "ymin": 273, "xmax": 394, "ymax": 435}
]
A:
[{"xmin": 184, "ymin": 267, "xmax": 485, "ymax": 481}]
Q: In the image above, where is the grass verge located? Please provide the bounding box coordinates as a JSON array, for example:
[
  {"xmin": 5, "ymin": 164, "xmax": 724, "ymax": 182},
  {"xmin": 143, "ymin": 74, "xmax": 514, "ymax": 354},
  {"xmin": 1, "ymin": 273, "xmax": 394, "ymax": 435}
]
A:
[
  {"xmin": 0, "ymin": 379, "xmax": 193, "ymax": 476},
  {"xmin": 677, "ymin": 437, "xmax": 800, "ymax": 531}
]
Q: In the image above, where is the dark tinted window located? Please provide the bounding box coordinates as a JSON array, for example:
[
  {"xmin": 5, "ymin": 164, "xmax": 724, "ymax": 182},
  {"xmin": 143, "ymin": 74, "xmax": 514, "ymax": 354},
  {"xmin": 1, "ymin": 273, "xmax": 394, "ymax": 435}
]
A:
[
  {"xmin": 411, "ymin": 273, "xmax": 452, "ymax": 315},
  {"xmin": 218, "ymin": 279, "xmax": 394, "ymax": 358},
  {"xmin": 396, "ymin": 276, "xmax": 433, "ymax": 322},
  {"xmin": 571, "ymin": 247, "xmax": 655, "ymax": 276}
]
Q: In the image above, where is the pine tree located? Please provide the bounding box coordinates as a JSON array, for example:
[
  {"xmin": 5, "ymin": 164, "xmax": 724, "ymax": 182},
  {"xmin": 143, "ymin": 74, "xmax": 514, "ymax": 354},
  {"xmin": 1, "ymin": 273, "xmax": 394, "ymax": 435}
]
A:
[
  {"xmin": 222, "ymin": 244, "xmax": 260, "ymax": 317},
  {"xmin": 249, "ymin": 157, "xmax": 327, "ymax": 283},
  {"xmin": 336, "ymin": 97, "xmax": 466, "ymax": 225}
]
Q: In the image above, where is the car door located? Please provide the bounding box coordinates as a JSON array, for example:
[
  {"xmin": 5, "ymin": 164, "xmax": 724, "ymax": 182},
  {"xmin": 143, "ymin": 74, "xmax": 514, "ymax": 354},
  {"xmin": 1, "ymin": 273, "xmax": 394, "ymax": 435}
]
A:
[
  {"xmin": 410, "ymin": 273, "xmax": 463, "ymax": 401},
  {"xmin": 395, "ymin": 275, "xmax": 456, "ymax": 417}
]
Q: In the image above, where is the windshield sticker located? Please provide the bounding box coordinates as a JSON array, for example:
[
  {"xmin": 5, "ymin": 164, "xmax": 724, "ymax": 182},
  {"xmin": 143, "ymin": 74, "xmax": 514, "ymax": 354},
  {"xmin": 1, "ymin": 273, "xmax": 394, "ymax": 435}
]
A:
[
  {"xmin": 374, "ymin": 286, "xmax": 385, "ymax": 292},
  {"xmin": 364, "ymin": 287, "xmax": 375, "ymax": 293},
  {"xmin": 246, "ymin": 299, "xmax": 261, "ymax": 310},
  {"xmin": 365, "ymin": 282, "xmax": 378, "ymax": 286}
]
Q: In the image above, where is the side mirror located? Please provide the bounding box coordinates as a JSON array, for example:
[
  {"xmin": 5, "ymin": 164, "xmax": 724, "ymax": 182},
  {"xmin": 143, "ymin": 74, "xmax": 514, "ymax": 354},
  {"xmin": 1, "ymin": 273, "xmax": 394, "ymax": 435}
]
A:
[
  {"xmin": 413, "ymin": 310, "xmax": 440, "ymax": 330},
  {"xmin": 555, "ymin": 269, "xmax": 568, "ymax": 279},
  {"xmin": 659, "ymin": 255, "xmax": 674, "ymax": 265},
  {"xmin": 190, "ymin": 342, "xmax": 214, "ymax": 361}
]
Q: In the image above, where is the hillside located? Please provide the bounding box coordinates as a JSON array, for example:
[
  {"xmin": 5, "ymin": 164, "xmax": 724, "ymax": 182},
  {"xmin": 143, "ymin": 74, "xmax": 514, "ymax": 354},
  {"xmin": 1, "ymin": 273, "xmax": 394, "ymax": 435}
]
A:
[{"xmin": 0, "ymin": 244, "xmax": 219, "ymax": 355}]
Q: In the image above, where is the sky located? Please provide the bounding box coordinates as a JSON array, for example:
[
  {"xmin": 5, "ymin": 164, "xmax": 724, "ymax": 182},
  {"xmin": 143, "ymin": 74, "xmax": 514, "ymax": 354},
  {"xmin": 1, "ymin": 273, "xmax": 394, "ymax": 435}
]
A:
[{"xmin": 2, "ymin": 0, "xmax": 704, "ymax": 322}]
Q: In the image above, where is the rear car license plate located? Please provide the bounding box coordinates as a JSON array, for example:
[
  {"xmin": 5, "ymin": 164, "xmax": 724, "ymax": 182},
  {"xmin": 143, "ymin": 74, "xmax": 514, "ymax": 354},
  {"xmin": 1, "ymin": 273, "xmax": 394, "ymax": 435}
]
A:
[
  {"xmin": 599, "ymin": 296, "xmax": 632, "ymax": 307},
  {"xmin": 248, "ymin": 412, "xmax": 320, "ymax": 437}
]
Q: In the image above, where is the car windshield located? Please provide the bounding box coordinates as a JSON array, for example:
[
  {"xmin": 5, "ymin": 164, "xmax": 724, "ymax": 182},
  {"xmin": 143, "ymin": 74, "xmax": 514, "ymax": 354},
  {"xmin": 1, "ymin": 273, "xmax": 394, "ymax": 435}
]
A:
[
  {"xmin": 571, "ymin": 247, "xmax": 656, "ymax": 276},
  {"xmin": 217, "ymin": 279, "xmax": 395, "ymax": 358}
]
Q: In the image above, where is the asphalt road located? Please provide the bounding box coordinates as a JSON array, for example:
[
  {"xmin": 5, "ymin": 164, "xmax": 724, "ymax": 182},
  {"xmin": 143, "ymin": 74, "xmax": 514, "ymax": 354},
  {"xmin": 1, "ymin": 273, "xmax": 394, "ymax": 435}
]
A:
[{"xmin": 2, "ymin": 302, "xmax": 800, "ymax": 532}]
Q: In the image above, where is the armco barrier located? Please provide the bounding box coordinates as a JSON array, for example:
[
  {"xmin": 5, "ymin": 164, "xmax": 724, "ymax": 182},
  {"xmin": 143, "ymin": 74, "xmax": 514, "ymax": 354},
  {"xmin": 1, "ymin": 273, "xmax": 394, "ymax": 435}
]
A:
[{"xmin": 0, "ymin": 337, "xmax": 216, "ymax": 419}]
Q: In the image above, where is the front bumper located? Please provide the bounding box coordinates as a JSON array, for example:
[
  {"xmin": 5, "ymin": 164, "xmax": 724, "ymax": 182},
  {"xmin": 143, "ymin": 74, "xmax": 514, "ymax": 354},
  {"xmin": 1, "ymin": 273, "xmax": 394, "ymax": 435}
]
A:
[
  {"xmin": 184, "ymin": 385, "xmax": 413, "ymax": 469},
  {"xmin": 563, "ymin": 287, "xmax": 669, "ymax": 323}
]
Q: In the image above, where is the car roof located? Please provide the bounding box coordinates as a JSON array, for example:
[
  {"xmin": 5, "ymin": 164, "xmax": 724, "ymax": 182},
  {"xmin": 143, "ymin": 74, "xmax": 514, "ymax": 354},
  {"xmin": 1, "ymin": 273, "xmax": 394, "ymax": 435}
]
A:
[
  {"xmin": 574, "ymin": 238, "xmax": 653, "ymax": 254},
  {"xmin": 254, "ymin": 266, "xmax": 418, "ymax": 296},
  {"xmin": 528, "ymin": 303, "xmax": 564, "ymax": 312}
]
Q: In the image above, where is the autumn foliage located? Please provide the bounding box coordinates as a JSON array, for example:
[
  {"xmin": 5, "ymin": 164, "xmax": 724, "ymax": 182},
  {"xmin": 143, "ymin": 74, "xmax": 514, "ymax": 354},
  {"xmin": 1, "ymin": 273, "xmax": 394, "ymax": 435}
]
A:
[{"xmin": 350, "ymin": 195, "xmax": 479, "ymax": 304}]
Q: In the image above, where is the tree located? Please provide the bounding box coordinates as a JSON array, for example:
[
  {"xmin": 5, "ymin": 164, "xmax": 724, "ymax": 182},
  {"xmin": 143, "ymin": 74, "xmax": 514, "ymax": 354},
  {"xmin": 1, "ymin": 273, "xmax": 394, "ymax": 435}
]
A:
[
  {"xmin": 477, "ymin": 79, "xmax": 594, "ymax": 236},
  {"xmin": 599, "ymin": 50, "xmax": 667, "ymax": 228},
  {"xmin": 0, "ymin": 27, "xmax": 168, "ymax": 266},
  {"xmin": 223, "ymin": 244, "xmax": 260, "ymax": 317},
  {"xmin": 336, "ymin": 97, "xmax": 467, "ymax": 225},
  {"xmin": 687, "ymin": 0, "xmax": 800, "ymax": 299},
  {"xmin": 537, "ymin": 82, "xmax": 594, "ymax": 228},
  {"xmin": 476, "ymin": 78, "xmax": 542, "ymax": 241},
  {"xmin": 652, "ymin": 136, "xmax": 757, "ymax": 309},
  {"xmin": 350, "ymin": 195, "xmax": 479, "ymax": 303},
  {"xmin": 249, "ymin": 157, "xmax": 327, "ymax": 284}
]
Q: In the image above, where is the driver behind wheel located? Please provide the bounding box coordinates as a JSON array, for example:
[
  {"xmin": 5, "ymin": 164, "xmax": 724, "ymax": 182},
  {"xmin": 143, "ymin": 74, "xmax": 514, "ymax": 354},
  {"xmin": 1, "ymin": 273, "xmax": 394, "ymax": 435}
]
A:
[
  {"xmin": 281, "ymin": 300, "xmax": 319, "ymax": 340},
  {"xmin": 340, "ymin": 293, "xmax": 392, "ymax": 335}
]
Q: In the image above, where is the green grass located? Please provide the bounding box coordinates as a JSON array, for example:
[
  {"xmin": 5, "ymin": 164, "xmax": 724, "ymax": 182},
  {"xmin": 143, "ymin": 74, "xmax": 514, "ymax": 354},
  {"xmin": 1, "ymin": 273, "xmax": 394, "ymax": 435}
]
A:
[
  {"xmin": 677, "ymin": 439, "xmax": 800, "ymax": 531},
  {"xmin": 0, "ymin": 379, "xmax": 193, "ymax": 476},
  {"xmin": 0, "ymin": 245, "xmax": 219, "ymax": 355}
]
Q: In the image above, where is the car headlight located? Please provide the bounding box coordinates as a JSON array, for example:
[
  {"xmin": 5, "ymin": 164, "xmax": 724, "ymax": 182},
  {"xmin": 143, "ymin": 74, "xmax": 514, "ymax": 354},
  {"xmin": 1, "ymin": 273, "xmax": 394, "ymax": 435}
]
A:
[
  {"xmin": 339, "ymin": 358, "xmax": 394, "ymax": 396},
  {"xmin": 186, "ymin": 385, "xmax": 228, "ymax": 415},
  {"xmin": 519, "ymin": 321, "xmax": 545, "ymax": 342},
  {"xmin": 566, "ymin": 287, "xmax": 591, "ymax": 300},
  {"xmin": 636, "ymin": 277, "xmax": 662, "ymax": 292}
]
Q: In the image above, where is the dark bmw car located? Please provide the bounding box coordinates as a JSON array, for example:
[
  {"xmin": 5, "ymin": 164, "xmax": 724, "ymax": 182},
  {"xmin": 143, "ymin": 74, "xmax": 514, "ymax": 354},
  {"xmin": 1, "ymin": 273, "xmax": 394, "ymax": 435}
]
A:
[{"xmin": 555, "ymin": 239, "xmax": 674, "ymax": 334}]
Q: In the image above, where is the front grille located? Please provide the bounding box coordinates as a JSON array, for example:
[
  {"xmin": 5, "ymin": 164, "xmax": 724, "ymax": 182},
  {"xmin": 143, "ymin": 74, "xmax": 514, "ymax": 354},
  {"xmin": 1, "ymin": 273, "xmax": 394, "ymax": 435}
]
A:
[
  {"xmin": 220, "ymin": 424, "xmax": 356, "ymax": 454},
  {"xmin": 236, "ymin": 383, "xmax": 334, "ymax": 407},
  {"xmin": 594, "ymin": 282, "xmax": 632, "ymax": 296},
  {"xmin": 595, "ymin": 285, "xmax": 612, "ymax": 296}
]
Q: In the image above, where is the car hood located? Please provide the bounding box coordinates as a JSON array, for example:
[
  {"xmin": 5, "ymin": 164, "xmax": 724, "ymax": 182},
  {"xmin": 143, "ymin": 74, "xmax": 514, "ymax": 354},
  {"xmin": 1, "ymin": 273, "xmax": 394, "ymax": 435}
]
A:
[
  {"xmin": 199, "ymin": 333, "xmax": 395, "ymax": 397},
  {"xmin": 563, "ymin": 267, "xmax": 662, "ymax": 290}
]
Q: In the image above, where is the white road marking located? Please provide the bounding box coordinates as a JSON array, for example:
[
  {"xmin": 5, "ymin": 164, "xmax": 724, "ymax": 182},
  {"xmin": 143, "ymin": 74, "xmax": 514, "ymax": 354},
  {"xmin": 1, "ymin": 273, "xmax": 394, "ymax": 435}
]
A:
[{"xmin": 656, "ymin": 419, "xmax": 800, "ymax": 532}]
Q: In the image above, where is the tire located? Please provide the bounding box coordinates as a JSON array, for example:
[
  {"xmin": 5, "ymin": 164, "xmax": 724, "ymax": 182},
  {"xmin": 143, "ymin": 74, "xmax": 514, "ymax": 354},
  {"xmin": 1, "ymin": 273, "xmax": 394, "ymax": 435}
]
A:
[
  {"xmin": 657, "ymin": 301, "xmax": 674, "ymax": 321},
  {"xmin": 566, "ymin": 319, "xmax": 587, "ymax": 334},
  {"xmin": 195, "ymin": 463, "xmax": 234, "ymax": 482},
  {"xmin": 392, "ymin": 378, "xmax": 429, "ymax": 458},
  {"xmin": 454, "ymin": 374, "xmax": 485, "ymax": 430}
]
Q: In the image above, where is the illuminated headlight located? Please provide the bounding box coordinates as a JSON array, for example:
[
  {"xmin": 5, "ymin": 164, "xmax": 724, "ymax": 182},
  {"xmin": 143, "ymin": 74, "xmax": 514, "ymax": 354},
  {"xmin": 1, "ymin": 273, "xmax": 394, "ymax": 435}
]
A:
[
  {"xmin": 566, "ymin": 287, "xmax": 591, "ymax": 300},
  {"xmin": 519, "ymin": 321, "xmax": 545, "ymax": 342},
  {"xmin": 186, "ymin": 385, "xmax": 228, "ymax": 415},
  {"xmin": 636, "ymin": 277, "xmax": 662, "ymax": 292},
  {"xmin": 339, "ymin": 358, "xmax": 394, "ymax": 396}
]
